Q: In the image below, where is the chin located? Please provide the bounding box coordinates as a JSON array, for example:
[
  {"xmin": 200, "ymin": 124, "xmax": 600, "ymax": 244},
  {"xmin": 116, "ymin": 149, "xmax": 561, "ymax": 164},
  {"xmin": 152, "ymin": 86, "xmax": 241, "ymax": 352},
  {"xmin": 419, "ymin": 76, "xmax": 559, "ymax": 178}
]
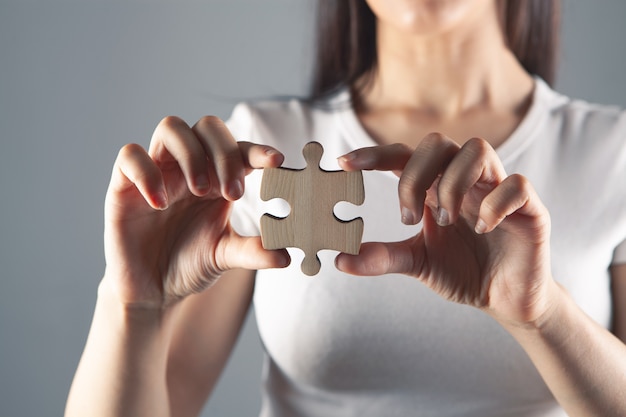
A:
[{"xmin": 366, "ymin": 0, "xmax": 494, "ymax": 36}]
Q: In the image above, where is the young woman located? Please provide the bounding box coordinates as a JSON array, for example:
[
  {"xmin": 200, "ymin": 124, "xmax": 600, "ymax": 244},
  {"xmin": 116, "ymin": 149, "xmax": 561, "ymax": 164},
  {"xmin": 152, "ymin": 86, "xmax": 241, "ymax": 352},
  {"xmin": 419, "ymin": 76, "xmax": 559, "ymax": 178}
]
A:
[{"xmin": 66, "ymin": 0, "xmax": 626, "ymax": 416}]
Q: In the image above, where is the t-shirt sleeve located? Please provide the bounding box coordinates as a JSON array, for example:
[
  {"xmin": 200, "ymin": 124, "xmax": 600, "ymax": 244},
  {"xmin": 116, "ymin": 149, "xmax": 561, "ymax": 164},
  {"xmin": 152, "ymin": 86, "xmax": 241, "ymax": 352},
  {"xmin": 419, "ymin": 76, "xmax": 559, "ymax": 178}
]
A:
[
  {"xmin": 225, "ymin": 102, "xmax": 254, "ymax": 141},
  {"xmin": 613, "ymin": 239, "xmax": 626, "ymax": 265},
  {"xmin": 224, "ymin": 103, "xmax": 263, "ymax": 237}
]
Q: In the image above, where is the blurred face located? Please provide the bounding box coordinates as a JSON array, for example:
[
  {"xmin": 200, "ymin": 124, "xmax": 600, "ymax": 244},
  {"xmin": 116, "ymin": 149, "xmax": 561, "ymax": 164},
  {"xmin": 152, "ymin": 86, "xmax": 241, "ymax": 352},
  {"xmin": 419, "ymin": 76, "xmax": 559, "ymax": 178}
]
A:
[{"xmin": 365, "ymin": 0, "xmax": 497, "ymax": 36}]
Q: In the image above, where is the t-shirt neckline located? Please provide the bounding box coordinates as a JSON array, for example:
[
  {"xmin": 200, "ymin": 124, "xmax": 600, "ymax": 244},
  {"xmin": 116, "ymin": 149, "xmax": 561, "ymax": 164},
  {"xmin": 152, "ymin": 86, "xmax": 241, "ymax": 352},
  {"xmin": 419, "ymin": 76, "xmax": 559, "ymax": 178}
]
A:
[{"xmin": 333, "ymin": 77, "xmax": 558, "ymax": 167}]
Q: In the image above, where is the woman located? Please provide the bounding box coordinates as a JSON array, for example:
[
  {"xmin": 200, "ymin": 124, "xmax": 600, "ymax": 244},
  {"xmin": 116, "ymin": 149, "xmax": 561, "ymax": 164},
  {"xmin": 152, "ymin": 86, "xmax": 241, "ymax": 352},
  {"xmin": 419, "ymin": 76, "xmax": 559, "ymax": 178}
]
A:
[{"xmin": 66, "ymin": 0, "xmax": 626, "ymax": 416}]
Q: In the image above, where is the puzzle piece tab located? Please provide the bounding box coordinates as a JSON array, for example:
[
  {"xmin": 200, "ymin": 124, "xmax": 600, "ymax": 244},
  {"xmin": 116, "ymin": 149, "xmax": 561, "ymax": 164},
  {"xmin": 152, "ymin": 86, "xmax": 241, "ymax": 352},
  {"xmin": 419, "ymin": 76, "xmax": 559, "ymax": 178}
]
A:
[{"xmin": 260, "ymin": 142, "xmax": 365, "ymax": 276}]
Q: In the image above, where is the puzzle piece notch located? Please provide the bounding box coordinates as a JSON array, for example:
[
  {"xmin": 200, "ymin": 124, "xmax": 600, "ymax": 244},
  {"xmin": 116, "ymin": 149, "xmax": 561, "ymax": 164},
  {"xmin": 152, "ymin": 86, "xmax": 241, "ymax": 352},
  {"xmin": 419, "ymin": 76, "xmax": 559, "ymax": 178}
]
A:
[{"xmin": 260, "ymin": 141, "xmax": 365, "ymax": 276}]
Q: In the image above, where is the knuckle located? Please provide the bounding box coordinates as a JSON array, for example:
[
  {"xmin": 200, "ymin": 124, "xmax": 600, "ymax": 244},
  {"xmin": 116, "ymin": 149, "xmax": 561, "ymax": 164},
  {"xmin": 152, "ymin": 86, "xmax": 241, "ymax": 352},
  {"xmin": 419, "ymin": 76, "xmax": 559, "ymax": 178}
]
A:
[
  {"xmin": 158, "ymin": 115, "xmax": 187, "ymax": 131},
  {"xmin": 507, "ymin": 173, "xmax": 531, "ymax": 191},
  {"xmin": 398, "ymin": 174, "xmax": 426, "ymax": 202},
  {"xmin": 481, "ymin": 198, "xmax": 500, "ymax": 217},
  {"xmin": 178, "ymin": 148, "xmax": 203, "ymax": 168},
  {"xmin": 464, "ymin": 137, "xmax": 492, "ymax": 157},
  {"xmin": 423, "ymin": 132, "xmax": 448, "ymax": 145},
  {"xmin": 390, "ymin": 142, "xmax": 413, "ymax": 156},
  {"xmin": 419, "ymin": 132, "xmax": 458, "ymax": 156},
  {"xmin": 398, "ymin": 170, "xmax": 419, "ymax": 190},
  {"xmin": 196, "ymin": 115, "xmax": 226, "ymax": 131},
  {"xmin": 216, "ymin": 148, "xmax": 243, "ymax": 168},
  {"xmin": 466, "ymin": 136, "xmax": 489, "ymax": 148},
  {"xmin": 437, "ymin": 175, "xmax": 461, "ymax": 199},
  {"xmin": 118, "ymin": 143, "xmax": 144, "ymax": 160}
]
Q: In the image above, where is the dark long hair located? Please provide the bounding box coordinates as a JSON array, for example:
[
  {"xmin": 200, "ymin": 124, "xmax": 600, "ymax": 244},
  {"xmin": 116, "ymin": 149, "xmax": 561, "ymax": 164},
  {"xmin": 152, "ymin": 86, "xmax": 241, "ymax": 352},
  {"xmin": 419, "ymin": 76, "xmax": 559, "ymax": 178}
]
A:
[{"xmin": 310, "ymin": 0, "xmax": 561, "ymax": 102}]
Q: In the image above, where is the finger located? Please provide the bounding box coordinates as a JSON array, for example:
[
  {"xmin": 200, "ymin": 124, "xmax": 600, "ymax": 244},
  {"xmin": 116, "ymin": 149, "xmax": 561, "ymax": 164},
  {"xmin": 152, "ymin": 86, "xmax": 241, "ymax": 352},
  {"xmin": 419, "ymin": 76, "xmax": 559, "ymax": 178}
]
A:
[
  {"xmin": 335, "ymin": 240, "xmax": 418, "ymax": 276},
  {"xmin": 111, "ymin": 143, "xmax": 168, "ymax": 210},
  {"xmin": 237, "ymin": 141, "xmax": 285, "ymax": 172},
  {"xmin": 192, "ymin": 116, "xmax": 245, "ymax": 201},
  {"xmin": 398, "ymin": 133, "xmax": 459, "ymax": 225},
  {"xmin": 149, "ymin": 116, "xmax": 211, "ymax": 197},
  {"xmin": 475, "ymin": 174, "xmax": 548, "ymax": 234},
  {"xmin": 218, "ymin": 235, "xmax": 291, "ymax": 271},
  {"xmin": 337, "ymin": 143, "xmax": 413, "ymax": 174},
  {"xmin": 436, "ymin": 137, "xmax": 507, "ymax": 226}
]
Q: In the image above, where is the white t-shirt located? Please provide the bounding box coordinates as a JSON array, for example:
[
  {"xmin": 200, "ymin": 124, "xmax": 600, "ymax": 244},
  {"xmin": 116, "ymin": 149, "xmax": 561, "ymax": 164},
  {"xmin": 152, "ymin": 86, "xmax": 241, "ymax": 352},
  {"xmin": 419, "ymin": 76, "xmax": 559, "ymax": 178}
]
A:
[{"xmin": 227, "ymin": 78, "xmax": 626, "ymax": 417}]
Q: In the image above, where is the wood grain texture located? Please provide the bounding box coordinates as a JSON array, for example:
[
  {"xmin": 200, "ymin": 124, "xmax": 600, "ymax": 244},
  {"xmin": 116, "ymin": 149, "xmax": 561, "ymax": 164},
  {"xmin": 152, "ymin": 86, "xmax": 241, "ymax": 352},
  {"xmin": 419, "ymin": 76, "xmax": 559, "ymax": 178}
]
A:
[{"xmin": 260, "ymin": 142, "xmax": 365, "ymax": 276}]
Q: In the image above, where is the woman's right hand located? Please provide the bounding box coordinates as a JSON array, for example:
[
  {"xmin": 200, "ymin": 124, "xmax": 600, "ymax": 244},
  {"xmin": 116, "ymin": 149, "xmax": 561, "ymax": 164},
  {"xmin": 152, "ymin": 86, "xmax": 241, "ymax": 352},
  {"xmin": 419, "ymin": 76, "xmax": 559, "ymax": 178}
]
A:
[{"xmin": 101, "ymin": 115, "xmax": 289, "ymax": 309}]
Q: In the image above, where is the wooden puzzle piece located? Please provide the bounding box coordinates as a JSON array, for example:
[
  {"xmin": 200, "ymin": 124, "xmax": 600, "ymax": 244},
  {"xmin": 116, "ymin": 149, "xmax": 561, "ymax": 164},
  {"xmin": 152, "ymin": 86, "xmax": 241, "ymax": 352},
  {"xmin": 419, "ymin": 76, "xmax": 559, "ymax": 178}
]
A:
[{"xmin": 260, "ymin": 142, "xmax": 365, "ymax": 276}]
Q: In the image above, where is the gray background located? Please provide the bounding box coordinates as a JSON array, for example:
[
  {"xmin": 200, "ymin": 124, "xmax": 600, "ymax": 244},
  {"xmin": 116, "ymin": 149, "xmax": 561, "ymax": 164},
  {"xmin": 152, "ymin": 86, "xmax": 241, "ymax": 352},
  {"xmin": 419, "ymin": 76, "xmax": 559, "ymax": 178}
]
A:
[{"xmin": 1, "ymin": 1, "xmax": 625, "ymax": 416}]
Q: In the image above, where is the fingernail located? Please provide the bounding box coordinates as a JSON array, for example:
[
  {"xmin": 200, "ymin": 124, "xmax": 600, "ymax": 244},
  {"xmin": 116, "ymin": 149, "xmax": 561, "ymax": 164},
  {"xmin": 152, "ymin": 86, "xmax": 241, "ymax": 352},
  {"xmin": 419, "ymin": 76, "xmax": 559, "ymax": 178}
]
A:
[
  {"xmin": 475, "ymin": 219, "xmax": 487, "ymax": 234},
  {"xmin": 279, "ymin": 252, "xmax": 291, "ymax": 267},
  {"xmin": 154, "ymin": 191, "xmax": 168, "ymax": 210},
  {"xmin": 265, "ymin": 147, "xmax": 279, "ymax": 156},
  {"xmin": 339, "ymin": 152, "xmax": 357, "ymax": 162},
  {"xmin": 195, "ymin": 175, "xmax": 210, "ymax": 192},
  {"xmin": 436, "ymin": 207, "xmax": 450, "ymax": 226},
  {"xmin": 228, "ymin": 179, "xmax": 243, "ymax": 199},
  {"xmin": 401, "ymin": 207, "xmax": 416, "ymax": 225}
]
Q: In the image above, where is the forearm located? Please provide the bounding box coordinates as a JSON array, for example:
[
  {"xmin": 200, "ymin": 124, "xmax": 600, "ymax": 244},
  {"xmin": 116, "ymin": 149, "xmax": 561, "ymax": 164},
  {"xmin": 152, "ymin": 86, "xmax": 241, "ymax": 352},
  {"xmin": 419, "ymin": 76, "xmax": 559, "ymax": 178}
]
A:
[
  {"xmin": 501, "ymin": 281, "xmax": 626, "ymax": 417},
  {"xmin": 65, "ymin": 280, "xmax": 178, "ymax": 417}
]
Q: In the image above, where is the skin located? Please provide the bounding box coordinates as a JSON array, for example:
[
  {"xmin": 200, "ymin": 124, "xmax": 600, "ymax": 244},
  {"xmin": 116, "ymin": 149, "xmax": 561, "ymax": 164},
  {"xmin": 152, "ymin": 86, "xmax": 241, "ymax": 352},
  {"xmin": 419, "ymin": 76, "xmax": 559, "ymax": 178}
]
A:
[{"xmin": 65, "ymin": 1, "xmax": 626, "ymax": 416}]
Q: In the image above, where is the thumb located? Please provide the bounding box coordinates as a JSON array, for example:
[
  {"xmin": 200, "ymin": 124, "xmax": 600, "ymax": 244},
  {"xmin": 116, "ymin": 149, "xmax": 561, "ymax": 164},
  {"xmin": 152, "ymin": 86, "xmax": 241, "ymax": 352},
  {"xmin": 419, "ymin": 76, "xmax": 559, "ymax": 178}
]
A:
[
  {"xmin": 218, "ymin": 235, "xmax": 291, "ymax": 271},
  {"xmin": 335, "ymin": 239, "xmax": 418, "ymax": 276}
]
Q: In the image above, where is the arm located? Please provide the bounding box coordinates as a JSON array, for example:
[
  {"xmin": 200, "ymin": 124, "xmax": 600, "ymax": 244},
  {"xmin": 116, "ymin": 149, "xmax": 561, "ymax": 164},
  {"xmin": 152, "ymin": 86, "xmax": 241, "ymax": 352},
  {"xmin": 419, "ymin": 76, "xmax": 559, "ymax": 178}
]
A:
[
  {"xmin": 336, "ymin": 137, "xmax": 626, "ymax": 416},
  {"xmin": 167, "ymin": 268, "xmax": 256, "ymax": 417},
  {"xmin": 500, "ymin": 271, "xmax": 626, "ymax": 417},
  {"xmin": 65, "ymin": 279, "xmax": 175, "ymax": 417},
  {"xmin": 65, "ymin": 115, "xmax": 287, "ymax": 417},
  {"xmin": 65, "ymin": 268, "xmax": 255, "ymax": 417}
]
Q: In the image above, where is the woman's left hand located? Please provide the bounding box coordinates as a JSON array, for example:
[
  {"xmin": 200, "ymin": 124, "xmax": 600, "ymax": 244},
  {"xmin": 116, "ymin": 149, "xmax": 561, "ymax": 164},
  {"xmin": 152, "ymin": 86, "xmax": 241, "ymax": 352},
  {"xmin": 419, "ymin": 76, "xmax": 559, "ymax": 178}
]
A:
[{"xmin": 336, "ymin": 133, "xmax": 558, "ymax": 328}]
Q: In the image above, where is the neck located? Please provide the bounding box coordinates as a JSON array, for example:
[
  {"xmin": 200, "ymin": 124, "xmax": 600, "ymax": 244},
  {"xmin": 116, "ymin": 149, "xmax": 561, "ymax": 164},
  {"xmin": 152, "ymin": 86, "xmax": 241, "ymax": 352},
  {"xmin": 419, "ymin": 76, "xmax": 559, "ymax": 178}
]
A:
[{"xmin": 358, "ymin": 4, "xmax": 533, "ymax": 119}]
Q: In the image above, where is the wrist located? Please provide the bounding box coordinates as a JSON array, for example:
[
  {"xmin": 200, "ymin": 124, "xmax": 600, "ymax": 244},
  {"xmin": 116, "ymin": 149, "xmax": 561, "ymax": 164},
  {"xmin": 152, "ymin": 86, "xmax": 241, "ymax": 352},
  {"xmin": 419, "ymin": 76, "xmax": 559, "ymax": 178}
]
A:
[
  {"xmin": 492, "ymin": 278, "xmax": 566, "ymax": 333},
  {"xmin": 99, "ymin": 263, "xmax": 177, "ymax": 307},
  {"xmin": 68, "ymin": 277, "xmax": 177, "ymax": 417},
  {"xmin": 496, "ymin": 279, "xmax": 570, "ymax": 340},
  {"xmin": 91, "ymin": 279, "xmax": 180, "ymax": 364},
  {"xmin": 96, "ymin": 276, "xmax": 179, "ymax": 326}
]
